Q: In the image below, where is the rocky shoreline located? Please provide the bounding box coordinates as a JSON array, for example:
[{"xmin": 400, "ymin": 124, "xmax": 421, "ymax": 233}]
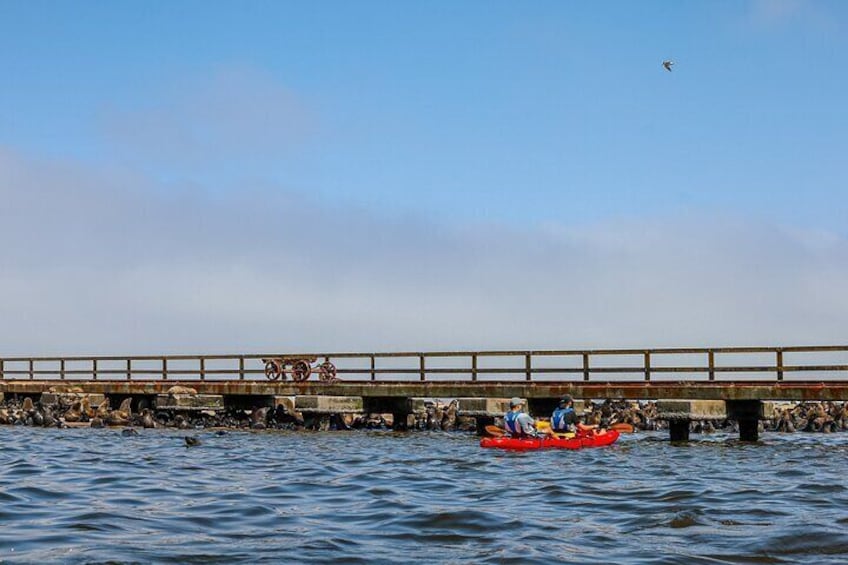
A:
[{"xmin": 2, "ymin": 389, "xmax": 847, "ymax": 435}]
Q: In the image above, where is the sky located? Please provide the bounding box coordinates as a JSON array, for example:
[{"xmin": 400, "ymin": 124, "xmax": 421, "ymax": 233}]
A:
[{"xmin": 0, "ymin": 0, "xmax": 846, "ymax": 355}]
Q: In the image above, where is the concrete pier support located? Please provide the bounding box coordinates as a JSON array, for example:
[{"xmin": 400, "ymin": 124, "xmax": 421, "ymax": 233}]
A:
[
  {"xmin": 475, "ymin": 416, "xmax": 495, "ymax": 436},
  {"xmin": 457, "ymin": 397, "xmax": 514, "ymax": 418},
  {"xmin": 458, "ymin": 398, "xmax": 515, "ymax": 436},
  {"xmin": 727, "ymin": 400, "xmax": 764, "ymax": 442},
  {"xmin": 738, "ymin": 418, "xmax": 759, "ymax": 442},
  {"xmin": 669, "ymin": 419, "xmax": 690, "ymax": 442},
  {"xmin": 41, "ymin": 392, "xmax": 106, "ymax": 408},
  {"xmin": 156, "ymin": 393, "xmax": 224, "ymax": 411},
  {"xmin": 361, "ymin": 397, "xmax": 409, "ymax": 431},
  {"xmin": 657, "ymin": 400, "xmax": 727, "ymax": 443},
  {"xmin": 296, "ymin": 395, "xmax": 364, "ymax": 414}
]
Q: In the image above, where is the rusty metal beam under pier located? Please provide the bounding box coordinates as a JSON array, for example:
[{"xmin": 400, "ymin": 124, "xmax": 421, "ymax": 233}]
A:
[{"xmin": 5, "ymin": 381, "xmax": 848, "ymax": 401}]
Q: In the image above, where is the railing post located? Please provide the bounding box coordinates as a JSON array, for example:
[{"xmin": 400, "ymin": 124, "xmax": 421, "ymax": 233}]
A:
[
  {"xmin": 92, "ymin": 359, "xmax": 98, "ymax": 381},
  {"xmin": 525, "ymin": 353, "xmax": 531, "ymax": 381},
  {"xmin": 200, "ymin": 358, "xmax": 206, "ymax": 381},
  {"xmin": 239, "ymin": 356, "xmax": 245, "ymax": 380},
  {"xmin": 776, "ymin": 350, "xmax": 784, "ymax": 381},
  {"xmin": 126, "ymin": 359, "xmax": 131, "ymax": 381},
  {"xmin": 370, "ymin": 355, "xmax": 376, "ymax": 381},
  {"xmin": 60, "ymin": 359, "xmax": 65, "ymax": 380},
  {"xmin": 419, "ymin": 355, "xmax": 425, "ymax": 381},
  {"xmin": 582, "ymin": 353, "xmax": 590, "ymax": 381},
  {"xmin": 471, "ymin": 354, "xmax": 478, "ymax": 382},
  {"xmin": 0, "ymin": 358, "xmax": 4, "ymax": 380},
  {"xmin": 644, "ymin": 351, "xmax": 651, "ymax": 382},
  {"xmin": 29, "ymin": 358, "xmax": 34, "ymax": 380},
  {"xmin": 162, "ymin": 358, "xmax": 168, "ymax": 380},
  {"xmin": 708, "ymin": 350, "xmax": 715, "ymax": 381}
]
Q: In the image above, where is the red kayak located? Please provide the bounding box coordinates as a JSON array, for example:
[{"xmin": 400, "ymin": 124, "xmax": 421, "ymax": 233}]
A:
[{"xmin": 480, "ymin": 429, "xmax": 620, "ymax": 451}]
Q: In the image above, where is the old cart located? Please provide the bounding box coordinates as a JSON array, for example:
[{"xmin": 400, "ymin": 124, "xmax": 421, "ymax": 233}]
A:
[{"xmin": 262, "ymin": 357, "xmax": 338, "ymax": 382}]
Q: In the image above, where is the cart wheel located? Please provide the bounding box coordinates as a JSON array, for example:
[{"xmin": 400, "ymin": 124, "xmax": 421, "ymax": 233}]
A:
[
  {"xmin": 265, "ymin": 360, "xmax": 282, "ymax": 381},
  {"xmin": 319, "ymin": 361, "xmax": 337, "ymax": 382},
  {"xmin": 291, "ymin": 360, "xmax": 311, "ymax": 382}
]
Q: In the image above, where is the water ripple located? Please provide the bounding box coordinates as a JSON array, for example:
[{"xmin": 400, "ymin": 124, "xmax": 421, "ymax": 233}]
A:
[{"xmin": 1, "ymin": 428, "xmax": 848, "ymax": 563}]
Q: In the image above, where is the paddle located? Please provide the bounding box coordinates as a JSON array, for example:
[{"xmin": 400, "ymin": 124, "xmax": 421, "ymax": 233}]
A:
[
  {"xmin": 610, "ymin": 422, "xmax": 635, "ymax": 434},
  {"xmin": 485, "ymin": 424, "xmax": 506, "ymax": 436}
]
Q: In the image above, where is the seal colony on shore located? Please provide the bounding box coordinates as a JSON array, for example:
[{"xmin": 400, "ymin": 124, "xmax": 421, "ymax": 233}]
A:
[{"xmin": 0, "ymin": 389, "xmax": 846, "ymax": 435}]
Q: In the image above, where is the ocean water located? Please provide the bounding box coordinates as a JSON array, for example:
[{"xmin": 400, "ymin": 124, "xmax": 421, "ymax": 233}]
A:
[{"xmin": 1, "ymin": 427, "xmax": 847, "ymax": 564}]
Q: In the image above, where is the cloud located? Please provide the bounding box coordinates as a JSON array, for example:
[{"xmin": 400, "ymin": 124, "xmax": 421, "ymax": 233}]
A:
[
  {"xmin": 748, "ymin": 0, "xmax": 839, "ymax": 32},
  {"xmin": 99, "ymin": 67, "xmax": 314, "ymax": 169},
  {"xmin": 2, "ymin": 145, "xmax": 847, "ymax": 355}
]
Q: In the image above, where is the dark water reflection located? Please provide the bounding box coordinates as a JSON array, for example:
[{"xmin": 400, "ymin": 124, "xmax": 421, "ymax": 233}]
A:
[{"xmin": 1, "ymin": 428, "xmax": 848, "ymax": 564}]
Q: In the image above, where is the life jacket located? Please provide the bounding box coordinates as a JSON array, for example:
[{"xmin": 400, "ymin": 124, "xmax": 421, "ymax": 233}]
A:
[
  {"xmin": 552, "ymin": 407, "xmax": 575, "ymax": 431},
  {"xmin": 504, "ymin": 411, "xmax": 523, "ymax": 436}
]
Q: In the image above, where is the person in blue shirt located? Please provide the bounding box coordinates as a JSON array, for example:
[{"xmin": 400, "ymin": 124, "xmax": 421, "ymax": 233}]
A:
[
  {"xmin": 551, "ymin": 395, "xmax": 579, "ymax": 432},
  {"xmin": 503, "ymin": 397, "xmax": 540, "ymax": 437}
]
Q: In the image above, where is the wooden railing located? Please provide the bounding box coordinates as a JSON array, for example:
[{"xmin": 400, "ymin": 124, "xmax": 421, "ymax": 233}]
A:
[{"xmin": 0, "ymin": 345, "xmax": 847, "ymax": 382}]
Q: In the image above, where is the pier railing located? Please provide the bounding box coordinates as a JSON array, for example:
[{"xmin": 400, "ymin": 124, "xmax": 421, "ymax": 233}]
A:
[{"xmin": 0, "ymin": 345, "xmax": 847, "ymax": 382}]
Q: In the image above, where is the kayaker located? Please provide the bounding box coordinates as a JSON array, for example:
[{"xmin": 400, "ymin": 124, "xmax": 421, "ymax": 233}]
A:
[
  {"xmin": 551, "ymin": 395, "xmax": 578, "ymax": 432},
  {"xmin": 504, "ymin": 397, "xmax": 541, "ymax": 437}
]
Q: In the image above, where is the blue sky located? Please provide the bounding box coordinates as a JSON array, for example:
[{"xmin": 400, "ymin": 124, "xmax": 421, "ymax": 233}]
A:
[
  {"xmin": 2, "ymin": 0, "xmax": 845, "ymax": 224},
  {"xmin": 0, "ymin": 1, "xmax": 846, "ymax": 353}
]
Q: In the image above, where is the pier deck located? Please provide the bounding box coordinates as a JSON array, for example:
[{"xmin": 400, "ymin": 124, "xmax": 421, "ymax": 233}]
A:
[{"xmin": 3, "ymin": 345, "xmax": 848, "ymax": 441}]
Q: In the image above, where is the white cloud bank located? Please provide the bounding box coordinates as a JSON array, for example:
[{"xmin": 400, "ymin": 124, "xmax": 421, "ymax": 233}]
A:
[{"xmin": 1, "ymin": 145, "xmax": 846, "ymax": 355}]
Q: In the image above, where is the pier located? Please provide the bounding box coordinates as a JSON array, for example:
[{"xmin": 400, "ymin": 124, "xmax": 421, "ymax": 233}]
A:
[{"xmin": 2, "ymin": 345, "xmax": 848, "ymax": 441}]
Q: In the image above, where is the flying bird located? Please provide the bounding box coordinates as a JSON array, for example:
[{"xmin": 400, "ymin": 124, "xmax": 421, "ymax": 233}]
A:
[{"xmin": 663, "ymin": 60, "xmax": 674, "ymax": 72}]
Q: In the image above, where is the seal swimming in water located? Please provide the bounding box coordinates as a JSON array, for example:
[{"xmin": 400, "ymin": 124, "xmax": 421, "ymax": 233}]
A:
[
  {"xmin": 121, "ymin": 428, "xmax": 139, "ymax": 437},
  {"xmin": 184, "ymin": 436, "xmax": 201, "ymax": 447}
]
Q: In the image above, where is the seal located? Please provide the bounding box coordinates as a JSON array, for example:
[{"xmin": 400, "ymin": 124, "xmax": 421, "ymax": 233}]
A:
[
  {"xmin": 167, "ymin": 386, "xmax": 197, "ymax": 396},
  {"xmin": 64, "ymin": 401, "xmax": 83, "ymax": 423},
  {"xmin": 107, "ymin": 398, "xmax": 132, "ymax": 426},
  {"xmin": 81, "ymin": 397, "xmax": 97, "ymax": 420},
  {"xmin": 441, "ymin": 399, "xmax": 458, "ymax": 431},
  {"xmin": 136, "ymin": 408, "xmax": 154, "ymax": 428},
  {"xmin": 41, "ymin": 407, "xmax": 57, "ymax": 428},
  {"xmin": 96, "ymin": 398, "xmax": 111, "ymax": 419},
  {"xmin": 251, "ymin": 406, "xmax": 269, "ymax": 429}
]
